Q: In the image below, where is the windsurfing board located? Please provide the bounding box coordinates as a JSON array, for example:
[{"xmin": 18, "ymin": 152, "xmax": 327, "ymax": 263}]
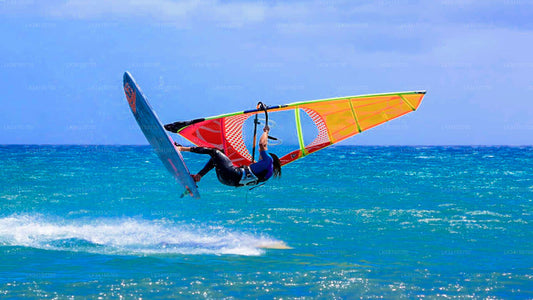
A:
[{"xmin": 123, "ymin": 71, "xmax": 200, "ymax": 199}]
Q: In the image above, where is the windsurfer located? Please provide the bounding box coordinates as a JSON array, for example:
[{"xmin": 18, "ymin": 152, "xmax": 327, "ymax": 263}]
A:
[{"xmin": 175, "ymin": 125, "xmax": 281, "ymax": 187}]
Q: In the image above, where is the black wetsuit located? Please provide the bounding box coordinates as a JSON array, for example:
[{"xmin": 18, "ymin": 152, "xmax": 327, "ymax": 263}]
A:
[{"xmin": 192, "ymin": 147, "xmax": 273, "ymax": 187}]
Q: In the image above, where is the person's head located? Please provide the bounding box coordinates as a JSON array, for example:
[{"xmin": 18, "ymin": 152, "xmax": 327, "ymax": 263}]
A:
[{"xmin": 270, "ymin": 153, "xmax": 282, "ymax": 178}]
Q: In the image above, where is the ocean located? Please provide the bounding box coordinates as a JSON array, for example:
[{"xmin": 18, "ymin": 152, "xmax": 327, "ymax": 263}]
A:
[{"xmin": 0, "ymin": 145, "xmax": 531, "ymax": 298}]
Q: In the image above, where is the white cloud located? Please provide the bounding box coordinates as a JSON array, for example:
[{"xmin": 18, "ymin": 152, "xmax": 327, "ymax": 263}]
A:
[
  {"xmin": 4, "ymin": 0, "xmax": 531, "ymax": 32},
  {"xmin": 1, "ymin": 0, "xmax": 268, "ymax": 25}
]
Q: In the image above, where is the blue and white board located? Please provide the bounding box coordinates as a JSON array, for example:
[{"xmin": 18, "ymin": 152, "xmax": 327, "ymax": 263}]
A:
[{"xmin": 123, "ymin": 72, "xmax": 200, "ymax": 199}]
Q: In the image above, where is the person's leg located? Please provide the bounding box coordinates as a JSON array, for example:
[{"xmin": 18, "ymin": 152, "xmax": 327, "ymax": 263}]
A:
[
  {"xmin": 185, "ymin": 147, "xmax": 231, "ymax": 166},
  {"xmin": 187, "ymin": 147, "xmax": 242, "ymax": 186}
]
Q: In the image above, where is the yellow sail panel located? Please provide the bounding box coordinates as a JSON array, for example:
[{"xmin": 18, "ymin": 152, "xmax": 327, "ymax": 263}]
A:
[
  {"xmin": 399, "ymin": 93, "xmax": 424, "ymax": 110},
  {"xmin": 301, "ymin": 100, "xmax": 358, "ymax": 143},
  {"xmin": 353, "ymin": 96, "xmax": 409, "ymax": 131},
  {"xmin": 295, "ymin": 92, "xmax": 425, "ymax": 145}
]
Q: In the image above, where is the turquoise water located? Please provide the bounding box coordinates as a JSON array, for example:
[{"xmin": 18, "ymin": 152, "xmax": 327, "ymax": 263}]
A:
[{"xmin": 0, "ymin": 145, "xmax": 532, "ymax": 298}]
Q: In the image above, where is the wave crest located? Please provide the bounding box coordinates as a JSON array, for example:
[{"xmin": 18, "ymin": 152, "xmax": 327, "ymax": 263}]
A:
[{"xmin": 0, "ymin": 214, "xmax": 286, "ymax": 256}]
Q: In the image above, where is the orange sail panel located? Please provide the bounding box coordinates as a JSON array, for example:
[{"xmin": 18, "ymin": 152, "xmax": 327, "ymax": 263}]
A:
[{"xmin": 176, "ymin": 91, "xmax": 426, "ymax": 166}]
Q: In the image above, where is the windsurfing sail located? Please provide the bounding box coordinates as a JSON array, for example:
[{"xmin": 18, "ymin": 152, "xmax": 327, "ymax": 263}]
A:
[{"xmin": 165, "ymin": 91, "xmax": 426, "ymax": 166}]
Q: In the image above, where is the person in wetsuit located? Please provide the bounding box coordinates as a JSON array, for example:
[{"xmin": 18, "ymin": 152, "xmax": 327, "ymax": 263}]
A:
[{"xmin": 175, "ymin": 125, "xmax": 281, "ymax": 187}]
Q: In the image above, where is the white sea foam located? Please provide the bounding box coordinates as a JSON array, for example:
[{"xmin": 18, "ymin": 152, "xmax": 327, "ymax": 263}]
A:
[
  {"xmin": 466, "ymin": 210, "xmax": 509, "ymax": 218},
  {"xmin": 0, "ymin": 214, "xmax": 286, "ymax": 256}
]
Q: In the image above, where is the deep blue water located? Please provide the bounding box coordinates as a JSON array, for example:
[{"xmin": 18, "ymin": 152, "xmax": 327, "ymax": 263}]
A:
[{"xmin": 0, "ymin": 145, "xmax": 532, "ymax": 298}]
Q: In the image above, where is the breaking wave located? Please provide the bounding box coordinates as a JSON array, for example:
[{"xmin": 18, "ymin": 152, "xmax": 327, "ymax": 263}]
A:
[{"xmin": 0, "ymin": 214, "xmax": 287, "ymax": 256}]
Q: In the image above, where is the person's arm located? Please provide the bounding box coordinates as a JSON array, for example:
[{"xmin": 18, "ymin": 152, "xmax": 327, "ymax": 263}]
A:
[
  {"xmin": 174, "ymin": 142, "xmax": 211, "ymax": 182},
  {"xmin": 193, "ymin": 158, "xmax": 214, "ymax": 182},
  {"xmin": 259, "ymin": 125, "xmax": 269, "ymax": 151}
]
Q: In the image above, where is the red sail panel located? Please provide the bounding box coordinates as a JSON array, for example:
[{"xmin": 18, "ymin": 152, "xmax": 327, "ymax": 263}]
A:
[
  {"xmin": 179, "ymin": 114, "xmax": 253, "ymax": 167},
  {"xmin": 223, "ymin": 114, "xmax": 252, "ymax": 166},
  {"xmin": 178, "ymin": 119, "xmax": 224, "ymax": 149}
]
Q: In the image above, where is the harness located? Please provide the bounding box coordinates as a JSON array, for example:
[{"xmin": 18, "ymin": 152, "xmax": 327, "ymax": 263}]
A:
[{"xmin": 239, "ymin": 165, "xmax": 259, "ymax": 186}]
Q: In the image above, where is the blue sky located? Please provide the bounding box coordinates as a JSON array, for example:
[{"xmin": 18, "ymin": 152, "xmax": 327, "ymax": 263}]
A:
[{"xmin": 0, "ymin": 0, "xmax": 531, "ymax": 145}]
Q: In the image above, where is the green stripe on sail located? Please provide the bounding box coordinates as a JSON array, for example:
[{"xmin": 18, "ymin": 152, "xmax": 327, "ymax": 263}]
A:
[
  {"xmin": 348, "ymin": 100, "xmax": 362, "ymax": 133},
  {"xmin": 285, "ymin": 90, "xmax": 426, "ymax": 108},
  {"xmin": 294, "ymin": 108, "xmax": 307, "ymax": 156}
]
